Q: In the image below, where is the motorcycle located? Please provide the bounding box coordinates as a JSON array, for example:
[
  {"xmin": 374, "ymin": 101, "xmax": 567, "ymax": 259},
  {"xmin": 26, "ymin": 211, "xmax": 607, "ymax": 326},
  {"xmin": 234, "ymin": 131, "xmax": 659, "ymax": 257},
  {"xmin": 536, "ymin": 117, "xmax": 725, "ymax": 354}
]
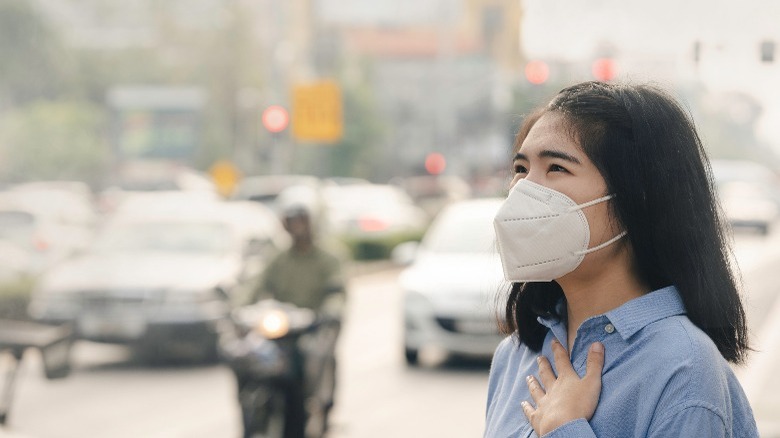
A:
[{"xmin": 219, "ymin": 299, "xmax": 340, "ymax": 438}]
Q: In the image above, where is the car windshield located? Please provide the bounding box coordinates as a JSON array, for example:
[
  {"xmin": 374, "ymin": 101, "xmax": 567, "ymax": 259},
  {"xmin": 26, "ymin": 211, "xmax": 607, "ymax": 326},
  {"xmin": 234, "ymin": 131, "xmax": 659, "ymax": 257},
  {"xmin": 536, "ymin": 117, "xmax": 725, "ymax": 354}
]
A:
[
  {"xmin": 421, "ymin": 203, "xmax": 499, "ymax": 254},
  {"xmin": 94, "ymin": 221, "xmax": 232, "ymax": 254}
]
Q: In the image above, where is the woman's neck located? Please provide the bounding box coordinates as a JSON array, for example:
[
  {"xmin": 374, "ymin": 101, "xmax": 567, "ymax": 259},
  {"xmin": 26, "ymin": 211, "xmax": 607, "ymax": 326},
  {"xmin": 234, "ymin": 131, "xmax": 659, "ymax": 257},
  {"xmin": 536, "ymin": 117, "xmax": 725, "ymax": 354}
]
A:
[{"xmin": 557, "ymin": 252, "xmax": 649, "ymax": 353}]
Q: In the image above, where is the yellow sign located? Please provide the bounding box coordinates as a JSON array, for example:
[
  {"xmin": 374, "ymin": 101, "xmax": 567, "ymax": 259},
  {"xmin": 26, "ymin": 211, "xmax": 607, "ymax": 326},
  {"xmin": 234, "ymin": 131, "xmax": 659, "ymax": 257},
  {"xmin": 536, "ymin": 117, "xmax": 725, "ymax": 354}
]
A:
[
  {"xmin": 292, "ymin": 80, "xmax": 343, "ymax": 143},
  {"xmin": 208, "ymin": 160, "xmax": 242, "ymax": 198}
]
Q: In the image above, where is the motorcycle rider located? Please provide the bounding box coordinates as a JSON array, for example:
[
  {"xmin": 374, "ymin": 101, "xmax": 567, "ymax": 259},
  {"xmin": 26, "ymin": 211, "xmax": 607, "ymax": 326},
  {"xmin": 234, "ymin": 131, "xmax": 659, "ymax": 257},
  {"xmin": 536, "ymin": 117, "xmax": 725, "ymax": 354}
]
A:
[
  {"xmin": 247, "ymin": 186, "xmax": 346, "ymax": 436},
  {"xmin": 251, "ymin": 186, "xmax": 346, "ymax": 317}
]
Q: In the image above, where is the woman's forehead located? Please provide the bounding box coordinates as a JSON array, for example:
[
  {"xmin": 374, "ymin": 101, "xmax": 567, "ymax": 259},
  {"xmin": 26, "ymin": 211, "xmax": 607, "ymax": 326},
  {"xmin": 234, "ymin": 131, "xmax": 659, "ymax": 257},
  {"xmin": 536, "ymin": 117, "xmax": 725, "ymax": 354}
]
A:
[{"xmin": 517, "ymin": 113, "xmax": 584, "ymax": 157}]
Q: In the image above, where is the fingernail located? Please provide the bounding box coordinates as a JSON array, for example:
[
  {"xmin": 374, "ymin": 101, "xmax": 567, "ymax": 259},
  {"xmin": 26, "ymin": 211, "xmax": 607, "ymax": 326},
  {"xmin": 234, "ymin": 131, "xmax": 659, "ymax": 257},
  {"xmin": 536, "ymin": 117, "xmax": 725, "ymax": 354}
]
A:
[
  {"xmin": 591, "ymin": 342, "xmax": 604, "ymax": 353},
  {"xmin": 526, "ymin": 375, "xmax": 533, "ymax": 382},
  {"xmin": 536, "ymin": 356, "xmax": 542, "ymax": 365}
]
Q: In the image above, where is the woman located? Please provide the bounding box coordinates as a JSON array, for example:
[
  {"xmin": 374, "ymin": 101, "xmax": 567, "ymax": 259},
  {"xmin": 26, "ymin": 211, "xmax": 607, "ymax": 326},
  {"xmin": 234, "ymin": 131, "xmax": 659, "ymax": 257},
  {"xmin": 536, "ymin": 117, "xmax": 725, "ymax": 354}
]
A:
[{"xmin": 485, "ymin": 81, "xmax": 758, "ymax": 437}]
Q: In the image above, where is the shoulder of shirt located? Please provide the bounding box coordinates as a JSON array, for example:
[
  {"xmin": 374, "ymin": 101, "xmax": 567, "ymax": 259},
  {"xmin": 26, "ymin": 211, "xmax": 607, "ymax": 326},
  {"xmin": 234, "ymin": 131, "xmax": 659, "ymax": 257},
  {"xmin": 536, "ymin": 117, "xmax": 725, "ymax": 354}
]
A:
[
  {"xmin": 640, "ymin": 315, "xmax": 736, "ymax": 399},
  {"xmin": 641, "ymin": 314, "xmax": 724, "ymax": 366},
  {"xmin": 312, "ymin": 245, "xmax": 342, "ymax": 262},
  {"xmin": 631, "ymin": 315, "xmax": 752, "ymax": 431},
  {"xmin": 493, "ymin": 334, "xmax": 534, "ymax": 363}
]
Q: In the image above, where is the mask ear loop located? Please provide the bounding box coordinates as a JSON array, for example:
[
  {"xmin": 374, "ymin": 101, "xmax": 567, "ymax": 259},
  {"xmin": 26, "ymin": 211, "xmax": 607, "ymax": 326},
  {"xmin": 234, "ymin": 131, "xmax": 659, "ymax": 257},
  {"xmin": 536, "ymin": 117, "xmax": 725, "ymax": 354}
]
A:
[
  {"xmin": 567, "ymin": 193, "xmax": 626, "ymax": 255},
  {"xmin": 575, "ymin": 231, "xmax": 628, "ymax": 255},
  {"xmin": 566, "ymin": 194, "xmax": 615, "ymax": 213}
]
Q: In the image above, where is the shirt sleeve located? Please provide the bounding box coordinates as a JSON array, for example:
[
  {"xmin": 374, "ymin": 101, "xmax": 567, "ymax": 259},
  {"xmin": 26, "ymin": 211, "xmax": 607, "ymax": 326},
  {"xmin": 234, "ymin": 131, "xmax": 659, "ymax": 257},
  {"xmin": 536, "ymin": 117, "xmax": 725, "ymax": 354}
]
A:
[
  {"xmin": 324, "ymin": 252, "xmax": 346, "ymax": 294},
  {"xmin": 542, "ymin": 419, "xmax": 596, "ymax": 438},
  {"xmin": 649, "ymin": 404, "xmax": 731, "ymax": 437},
  {"xmin": 248, "ymin": 255, "xmax": 280, "ymax": 304},
  {"xmin": 541, "ymin": 404, "xmax": 732, "ymax": 438},
  {"xmin": 485, "ymin": 337, "xmax": 512, "ymax": 413}
]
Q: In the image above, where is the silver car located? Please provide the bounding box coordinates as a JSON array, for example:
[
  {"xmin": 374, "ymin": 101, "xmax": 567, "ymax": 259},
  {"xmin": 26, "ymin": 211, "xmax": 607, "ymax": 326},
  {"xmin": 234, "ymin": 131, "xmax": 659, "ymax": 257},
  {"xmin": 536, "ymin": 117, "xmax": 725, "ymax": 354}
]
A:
[
  {"xmin": 28, "ymin": 198, "xmax": 288, "ymax": 362},
  {"xmin": 398, "ymin": 198, "xmax": 507, "ymax": 365}
]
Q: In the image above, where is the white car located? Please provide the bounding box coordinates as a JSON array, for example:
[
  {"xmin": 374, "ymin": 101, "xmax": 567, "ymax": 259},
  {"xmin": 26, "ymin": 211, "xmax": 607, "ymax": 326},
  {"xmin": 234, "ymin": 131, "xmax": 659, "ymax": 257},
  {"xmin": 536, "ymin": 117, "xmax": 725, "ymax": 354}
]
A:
[
  {"xmin": 719, "ymin": 181, "xmax": 780, "ymax": 235},
  {"xmin": 0, "ymin": 187, "xmax": 98, "ymax": 274},
  {"xmin": 28, "ymin": 199, "xmax": 288, "ymax": 362},
  {"xmin": 323, "ymin": 184, "xmax": 429, "ymax": 241},
  {"xmin": 398, "ymin": 198, "xmax": 507, "ymax": 365},
  {"xmin": 231, "ymin": 174, "xmax": 323, "ymax": 210}
]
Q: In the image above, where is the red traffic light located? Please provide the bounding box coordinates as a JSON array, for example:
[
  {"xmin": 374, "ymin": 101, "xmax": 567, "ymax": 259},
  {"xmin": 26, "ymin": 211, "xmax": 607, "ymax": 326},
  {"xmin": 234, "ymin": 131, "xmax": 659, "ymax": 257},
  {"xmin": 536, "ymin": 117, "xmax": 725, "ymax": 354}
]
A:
[
  {"xmin": 525, "ymin": 60, "xmax": 550, "ymax": 85},
  {"xmin": 425, "ymin": 153, "xmax": 446, "ymax": 175},
  {"xmin": 262, "ymin": 105, "xmax": 290, "ymax": 133},
  {"xmin": 592, "ymin": 58, "xmax": 617, "ymax": 82}
]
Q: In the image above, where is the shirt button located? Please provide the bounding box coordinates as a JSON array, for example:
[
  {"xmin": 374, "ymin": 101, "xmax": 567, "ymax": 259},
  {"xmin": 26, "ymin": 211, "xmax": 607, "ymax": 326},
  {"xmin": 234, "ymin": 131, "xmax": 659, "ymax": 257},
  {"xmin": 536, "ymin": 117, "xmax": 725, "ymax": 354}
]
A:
[{"xmin": 604, "ymin": 323, "xmax": 615, "ymax": 334}]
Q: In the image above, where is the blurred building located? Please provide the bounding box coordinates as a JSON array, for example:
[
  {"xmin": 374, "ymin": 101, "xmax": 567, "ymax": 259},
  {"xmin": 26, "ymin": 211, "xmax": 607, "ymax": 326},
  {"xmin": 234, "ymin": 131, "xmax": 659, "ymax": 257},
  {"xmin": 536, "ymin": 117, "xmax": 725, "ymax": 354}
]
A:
[
  {"xmin": 319, "ymin": 0, "xmax": 523, "ymax": 180},
  {"xmin": 27, "ymin": 0, "xmax": 524, "ymax": 180}
]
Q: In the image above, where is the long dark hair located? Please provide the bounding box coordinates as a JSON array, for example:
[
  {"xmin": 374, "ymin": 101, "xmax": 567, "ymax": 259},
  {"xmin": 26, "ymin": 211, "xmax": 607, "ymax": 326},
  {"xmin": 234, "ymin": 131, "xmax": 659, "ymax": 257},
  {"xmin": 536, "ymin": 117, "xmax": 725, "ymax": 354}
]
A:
[{"xmin": 502, "ymin": 81, "xmax": 750, "ymax": 364}]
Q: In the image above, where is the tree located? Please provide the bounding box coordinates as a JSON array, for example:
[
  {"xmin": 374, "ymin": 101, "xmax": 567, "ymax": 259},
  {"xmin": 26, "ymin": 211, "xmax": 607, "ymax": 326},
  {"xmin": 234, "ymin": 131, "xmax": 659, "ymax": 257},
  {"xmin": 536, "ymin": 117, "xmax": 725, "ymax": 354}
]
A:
[
  {"xmin": 0, "ymin": 0, "xmax": 70, "ymax": 107},
  {"xmin": 0, "ymin": 101, "xmax": 108, "ymax": 186}
]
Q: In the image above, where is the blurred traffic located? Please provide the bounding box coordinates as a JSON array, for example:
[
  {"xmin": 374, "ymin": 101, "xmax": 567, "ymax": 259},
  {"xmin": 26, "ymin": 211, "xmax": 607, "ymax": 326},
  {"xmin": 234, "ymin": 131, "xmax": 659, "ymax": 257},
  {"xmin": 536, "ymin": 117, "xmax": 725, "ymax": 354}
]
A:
[{"xmin": 2, "ymin": 0, "xmax": 780, "ymax": 436}]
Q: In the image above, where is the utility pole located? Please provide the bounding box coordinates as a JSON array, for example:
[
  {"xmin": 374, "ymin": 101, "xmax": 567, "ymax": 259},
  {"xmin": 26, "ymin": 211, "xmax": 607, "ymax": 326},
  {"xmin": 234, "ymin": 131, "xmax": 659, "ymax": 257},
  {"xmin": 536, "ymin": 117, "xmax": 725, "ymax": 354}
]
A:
[{"xmin": 435, "ymin": 0, "xmax": 457, "ymax": 172}]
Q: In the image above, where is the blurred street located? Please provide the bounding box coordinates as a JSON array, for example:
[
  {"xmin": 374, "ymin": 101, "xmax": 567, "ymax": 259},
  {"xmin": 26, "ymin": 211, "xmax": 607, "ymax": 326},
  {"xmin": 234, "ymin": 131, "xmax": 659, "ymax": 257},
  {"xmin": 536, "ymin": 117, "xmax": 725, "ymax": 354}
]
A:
[
  {"xmin": 0, "ymin": 229, "xmax": 779, "ymax": 438},
  {"xmin": 2, "ymin": 1, "xmax": 780, "ymax": 436}
]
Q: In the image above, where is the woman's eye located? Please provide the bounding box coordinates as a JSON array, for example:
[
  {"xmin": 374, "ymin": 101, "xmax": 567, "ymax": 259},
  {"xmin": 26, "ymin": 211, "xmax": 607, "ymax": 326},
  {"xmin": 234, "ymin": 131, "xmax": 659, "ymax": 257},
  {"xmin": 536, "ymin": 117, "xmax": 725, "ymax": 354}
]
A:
[
  {"xmin": 514, "ymin": 164, "xmax": 528, "ymax": 174},
  {"xmin": 549, "ymin": 164, "xmax": 567, "ymax": 173}
]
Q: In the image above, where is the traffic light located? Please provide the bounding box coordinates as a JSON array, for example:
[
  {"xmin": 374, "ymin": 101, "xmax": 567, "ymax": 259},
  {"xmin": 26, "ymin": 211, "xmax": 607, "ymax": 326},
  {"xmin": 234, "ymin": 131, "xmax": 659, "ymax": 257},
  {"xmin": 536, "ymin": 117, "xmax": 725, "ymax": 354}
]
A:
[
  {"xmin": 592, "ymin": 58, "xmax": 617, "ymax": 82},
  {"xmin": 524, "ymin": 60, "xmax": 549, "ymax": 85},
  {"xmin": 424, "ymin": 153, "xmax": 446, "ymax": 175},
  {"xmin": 761, "ymin": 40, "xmax": 775, "ymax": 63},
  {"xmin": 262, "ymin": 105, "xmax": 290, "ymax": 133}
]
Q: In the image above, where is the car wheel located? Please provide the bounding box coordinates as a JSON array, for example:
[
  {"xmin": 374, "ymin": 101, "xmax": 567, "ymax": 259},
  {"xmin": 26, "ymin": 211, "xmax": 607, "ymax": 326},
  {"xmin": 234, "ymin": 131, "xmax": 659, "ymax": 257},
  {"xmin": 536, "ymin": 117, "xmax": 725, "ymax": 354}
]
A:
[{"xmin": 404, "ymin": 347, "xmax": 419, "ymax": 366}]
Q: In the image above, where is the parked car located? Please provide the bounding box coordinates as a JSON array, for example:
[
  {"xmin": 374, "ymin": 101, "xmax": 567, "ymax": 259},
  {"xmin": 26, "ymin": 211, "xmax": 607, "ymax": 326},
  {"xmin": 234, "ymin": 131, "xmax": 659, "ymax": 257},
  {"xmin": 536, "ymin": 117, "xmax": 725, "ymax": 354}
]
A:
[
  {"xmin": 323, "ymin": 184, "xmax": 429, "ymax": 259},
  {"xmin": 711, "ymin": 159, "xmax": 780, "ymax": 234},
  {"xmin": 0, "ymin": 188, "xmax": 98, "ymax": 274},
  {"xmin": 718, "ymin": 180, "xmax": 780, "ymax": 235},
  {"xmin": 397, "ymin": 198, "xmax": 506, "ymax": 365},
  {"xmin": 27, "ymin": 198, "xmax": 288, "ymax": 362}
]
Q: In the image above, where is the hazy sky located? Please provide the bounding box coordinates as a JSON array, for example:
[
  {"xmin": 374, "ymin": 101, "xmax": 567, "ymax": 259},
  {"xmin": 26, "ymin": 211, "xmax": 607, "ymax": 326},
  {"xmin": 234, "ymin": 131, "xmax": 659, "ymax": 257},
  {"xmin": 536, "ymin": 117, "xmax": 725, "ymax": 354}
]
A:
[{"xmin": 521, "ymin": 0, "xmax": 780, "ymax": 148}]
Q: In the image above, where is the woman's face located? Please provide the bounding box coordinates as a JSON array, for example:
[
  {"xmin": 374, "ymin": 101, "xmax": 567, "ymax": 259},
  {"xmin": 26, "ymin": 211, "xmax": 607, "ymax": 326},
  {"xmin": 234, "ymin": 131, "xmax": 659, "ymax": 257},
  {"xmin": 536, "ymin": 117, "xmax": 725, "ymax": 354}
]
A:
[{"xmin": 511, "ymin": 112, "xmax": 619, "ymax": 256}]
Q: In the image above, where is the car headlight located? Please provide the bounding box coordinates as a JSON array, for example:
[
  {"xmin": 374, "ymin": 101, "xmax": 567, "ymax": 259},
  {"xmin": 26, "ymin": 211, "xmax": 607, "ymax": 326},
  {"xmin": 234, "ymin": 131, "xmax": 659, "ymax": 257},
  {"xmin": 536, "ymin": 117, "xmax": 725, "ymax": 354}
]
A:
[{"xmin": 255, "ymin": 310, "xmax": 290, "ymax": 339}]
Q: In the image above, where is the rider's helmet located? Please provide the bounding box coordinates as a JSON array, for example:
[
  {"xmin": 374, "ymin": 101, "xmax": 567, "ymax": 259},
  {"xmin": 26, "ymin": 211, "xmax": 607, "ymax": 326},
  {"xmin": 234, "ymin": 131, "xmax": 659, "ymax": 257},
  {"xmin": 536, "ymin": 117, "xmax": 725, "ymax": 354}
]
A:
[{"xmin": 275, "ymin": 184, "xmax": 325, "ymax": 232}]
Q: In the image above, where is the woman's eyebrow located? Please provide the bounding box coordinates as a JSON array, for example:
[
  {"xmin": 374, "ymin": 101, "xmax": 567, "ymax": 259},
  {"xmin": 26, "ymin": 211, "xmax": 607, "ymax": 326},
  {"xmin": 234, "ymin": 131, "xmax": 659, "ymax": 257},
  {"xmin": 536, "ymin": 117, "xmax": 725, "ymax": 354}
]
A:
[
  {"xmin": 514, "ymin": 149, "xmax": 581, "ymax": 164},
  {"xmin": 539, "ymin": 149, "xmax": 581, "ymax": 164}
]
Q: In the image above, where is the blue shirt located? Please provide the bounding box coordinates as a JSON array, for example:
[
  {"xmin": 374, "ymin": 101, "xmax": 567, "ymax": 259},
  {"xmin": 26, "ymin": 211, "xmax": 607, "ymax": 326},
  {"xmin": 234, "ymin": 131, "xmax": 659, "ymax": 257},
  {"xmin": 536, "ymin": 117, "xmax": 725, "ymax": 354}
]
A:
[{"xmin": 484, "ymin": 286, "xmax": 758, "ymax": 438}]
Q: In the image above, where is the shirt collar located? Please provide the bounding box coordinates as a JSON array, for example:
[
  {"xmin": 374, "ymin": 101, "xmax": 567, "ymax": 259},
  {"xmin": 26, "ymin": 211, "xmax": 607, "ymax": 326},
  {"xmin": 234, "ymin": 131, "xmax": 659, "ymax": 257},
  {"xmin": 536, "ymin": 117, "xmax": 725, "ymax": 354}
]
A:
[
  {"xmin": 537, "ymin": 298, "xmax": 568, "ymax": 346},
  {"xmin": 536, "ymin": 285, "xmax": 686, "ymax": 341},
  {"xmin": 605, "ymin": 285, "xmax": 686, "ymax": 340}
]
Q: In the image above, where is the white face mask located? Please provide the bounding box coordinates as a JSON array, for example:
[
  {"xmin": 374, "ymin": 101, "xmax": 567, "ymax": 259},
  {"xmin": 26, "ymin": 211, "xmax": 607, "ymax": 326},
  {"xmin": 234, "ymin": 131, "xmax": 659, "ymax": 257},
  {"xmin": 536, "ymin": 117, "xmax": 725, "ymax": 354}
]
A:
[{"xmin": 493, "ymin": 179, "xmax": 627, "ymax": 282}]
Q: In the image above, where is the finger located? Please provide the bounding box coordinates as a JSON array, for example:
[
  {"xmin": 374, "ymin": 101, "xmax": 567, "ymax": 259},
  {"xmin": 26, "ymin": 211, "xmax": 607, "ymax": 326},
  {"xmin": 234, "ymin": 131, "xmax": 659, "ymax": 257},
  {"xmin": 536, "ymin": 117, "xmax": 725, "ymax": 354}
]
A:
[
  {"xmin": 551, "ymin": 339, "xmax": 574, "ymax": 376},
  {"xmin": 536, "ymin": 355, "xmax": 556, "ymax": 389},
  {"xmin": 520, "ymin": 400, "xmax": 535, "ymax": 421},
  {"xmin": 526, "ymin": 375, "xmax": 546, "ymax": 405},
  {"xmin": 585, "ymin": 342, "xmax": 605, "ymax": 383}
]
